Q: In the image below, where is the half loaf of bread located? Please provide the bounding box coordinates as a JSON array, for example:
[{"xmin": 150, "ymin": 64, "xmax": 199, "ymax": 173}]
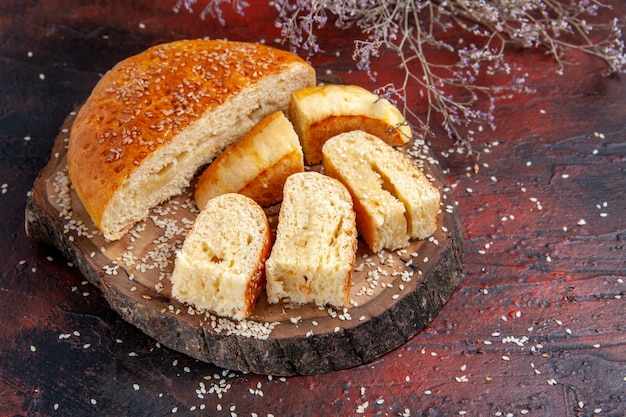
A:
[
  {"xmin": 194, "ymin": 111, "xmax": 304, "ymax": 209},
  {"xmin": 322, "ymin": 130, "xmax": 440, "ymax": 252},
  {"xmin": 170, "ymin": 193, "xmax": 271, "ymax": 320},
  {"xmin": 67, "ymin": 39, "xmax": 316, "ymax": 240},
  {"xmin": 265, "ymin": 172, "xmax": 357, "ymax": 307},
  {"xmin": 288, "ymin": 84, "xmax": 411, "ymax": 164}
]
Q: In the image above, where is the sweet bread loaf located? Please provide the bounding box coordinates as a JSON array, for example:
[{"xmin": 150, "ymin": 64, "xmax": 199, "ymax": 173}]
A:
[
  {"xmin": 170, "ymin": 193, "xmax": 271, "ymax": 320},
  {"xmin": 322, "ymin": 130, "xmax": 440, "ymax": 252},
  {"xmin": 67, "ymin": 39, "xmax": 316, "ymax": 240},
  {"xmin": 265, "ymin": 172, "xmax": 357, "ymax": 307},
  {"xmin": 288, "ymin": 84, "xmax": 411, "ymax": 164},
  {"xmin": 194, "ymin": 111, "xmax": 304, "ymax": 209}
]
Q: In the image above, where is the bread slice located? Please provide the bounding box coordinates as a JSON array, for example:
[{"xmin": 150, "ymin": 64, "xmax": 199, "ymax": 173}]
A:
[
  {"xmin": 322, "ymin": 130, "xmax": 440, "ymax": 252},
  {"xmin": 67, "ymin": 39, "xmax": 316, "ymax": 241},
  {"xmin": 170, "ymin": 193, "xmax": 271, "ymax": 320},
  {"xmin": 288, "ymin": 84, "xmax": 411, "ymax": 164},
  {"xmin": 194, "ymin": 111, "xmax": 304, "ymax": 209},
  {"xmin": 265, "ymin": 172, "xmax": 357, "ymax": 307}
]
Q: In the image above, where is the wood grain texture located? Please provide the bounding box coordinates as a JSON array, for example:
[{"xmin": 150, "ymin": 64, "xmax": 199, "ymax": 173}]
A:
[
  {"xmin": 1, "ymin": 0, "xmax": 625, "ymax": 415},
  {"xmin": 25, "ymin": 105, "xmax": 463, "ymax": 376}
]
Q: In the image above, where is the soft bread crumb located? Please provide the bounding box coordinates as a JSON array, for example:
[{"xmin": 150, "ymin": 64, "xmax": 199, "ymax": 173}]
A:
[
  {"xmin": 170, "ymin": 193, "xmax": 271, "ymax": 320},
  {"xmin": 265, "ymin": 172, "xmax": 357, "ymax": 307},
  {"xmin": 322, "ymin": 130, "xmax": 440, "ymax": 252}
]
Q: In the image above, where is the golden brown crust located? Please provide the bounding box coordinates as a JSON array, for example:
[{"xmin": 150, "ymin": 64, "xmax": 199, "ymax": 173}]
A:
[
  {"xmin": 288, "ymin": 84, "xmax": 411, "ymax": 165},
  {"xmin": 306, "ymin": 115, "xmax": 408, "ymax": 164},
  {"xmin": 194, "ymin": 111, "xmax": 304, "ymax": 209},
  {"xmin": 67, "ymin": 39, "xmax": 313, "ymax": 231},
  {"xmin": 236, "ymin": 149, "xmax": 304, "ymax": 206},
  {"xmin": 243, "ymin": 222, "xmax": 272, "ymax": 316}
]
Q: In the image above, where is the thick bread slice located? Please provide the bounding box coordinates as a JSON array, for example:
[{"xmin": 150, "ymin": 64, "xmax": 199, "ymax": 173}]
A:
[
  {"xmin": 67, "ymin": 39, "xmax": 316, "ymax": 241},
  {"xmin": 170, "ymin": 193, "xmax": 271, "ymax": 320},
  {"xmin": 322, "ymin": 130, "xmax": 440, "ymax": 252},
  {"xmin": 194, "ymin": 111, "xmax": 304, "ymax": 209},
  {"xmin": 265, "ymin": 172, "xmax": 357, "ymax": 307},
  {"xmin": 288, "ymin": 84, "xmax": 411, "ymax": 164}
]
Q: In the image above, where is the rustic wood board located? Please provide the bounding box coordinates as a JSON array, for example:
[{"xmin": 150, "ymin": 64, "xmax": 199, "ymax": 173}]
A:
[{"xmin": 25, "ymin": 110, "xmax": 464, "ymax": 376}]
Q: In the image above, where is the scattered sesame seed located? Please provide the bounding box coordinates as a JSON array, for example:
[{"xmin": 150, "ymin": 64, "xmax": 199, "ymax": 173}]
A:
[{"xmin": 30, "ymin": 345, "xmax": 36, "ymax": 352}]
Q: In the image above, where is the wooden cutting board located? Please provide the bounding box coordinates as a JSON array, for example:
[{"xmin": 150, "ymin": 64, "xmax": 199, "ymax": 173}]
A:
[{"xmin": 25, "ymin": 109, "xmax": 463, "ymax": 376}]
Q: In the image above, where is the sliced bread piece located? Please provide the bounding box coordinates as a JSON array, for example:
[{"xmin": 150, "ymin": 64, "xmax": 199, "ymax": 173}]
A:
[
  {"xmin": 170, "ymin": 193, "xmax": 271, "ymax": 320},
  {"xmin": 265, "ymin": 172, "xmax": 357, "ymax": 307},
  {"xmin": 194, "ymin": 111, "xmax": 304, "ymax": 209},
  {"xmin": 322, "ymin": 130, "xmax": 440, "ymax": 252},
  {"xmin": 288, "ymin": 84, "xmax": 411, "ymax": 164}
]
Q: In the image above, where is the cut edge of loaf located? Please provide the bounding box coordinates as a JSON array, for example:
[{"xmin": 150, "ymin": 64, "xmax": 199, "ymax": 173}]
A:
[
  {"xmin": 322, "ymin": 130, "xmax": 440, "ymax": 252},
  {"xmin": 265, "ymin": 171, "xmax": 357, "ymax": 307},
  {"xmin": 170, "ymin": 193, "xmax": 271, "ymax": 321},
  {"xmin": 99, "ymin": 65, "xmax": 314, "ymax": 240}
]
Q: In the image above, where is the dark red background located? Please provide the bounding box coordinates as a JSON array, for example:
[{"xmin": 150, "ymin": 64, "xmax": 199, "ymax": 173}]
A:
[{"xmin": 1, "ymin": 1, "xmax": 624, "ymax": 416}]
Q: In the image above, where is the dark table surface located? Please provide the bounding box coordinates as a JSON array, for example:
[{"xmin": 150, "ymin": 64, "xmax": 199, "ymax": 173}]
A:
[{"xmin": 1, "ymin": 1, "xmax": 625, "ymax": 416}]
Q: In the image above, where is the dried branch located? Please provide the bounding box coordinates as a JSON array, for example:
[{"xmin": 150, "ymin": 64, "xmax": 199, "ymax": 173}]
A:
[{"xmin": 175, "ymin": 0, "xmax": 625, "ymax": 148}]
